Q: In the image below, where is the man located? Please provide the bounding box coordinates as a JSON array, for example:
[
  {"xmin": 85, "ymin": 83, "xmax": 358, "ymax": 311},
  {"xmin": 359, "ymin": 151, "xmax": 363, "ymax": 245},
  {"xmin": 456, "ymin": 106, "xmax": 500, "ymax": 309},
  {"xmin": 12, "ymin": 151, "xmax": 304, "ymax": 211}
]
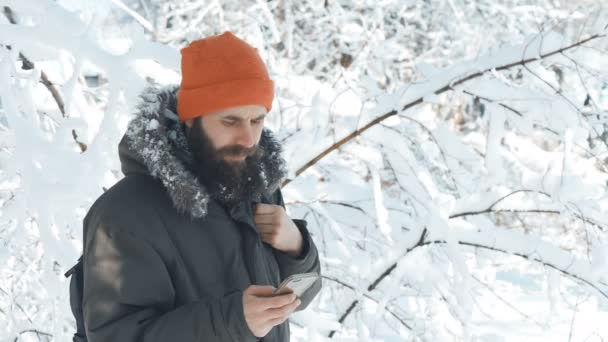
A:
[{"xmin": 81, "ymin": 31, "xmax": 322, "ymax": 341}]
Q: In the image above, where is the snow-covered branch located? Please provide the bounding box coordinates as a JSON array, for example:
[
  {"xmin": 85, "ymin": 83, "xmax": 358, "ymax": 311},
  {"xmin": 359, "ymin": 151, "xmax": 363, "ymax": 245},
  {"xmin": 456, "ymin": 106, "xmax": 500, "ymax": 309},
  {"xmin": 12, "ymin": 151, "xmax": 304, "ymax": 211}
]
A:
[{"xmin": 284, "ymin": 31, "xmax": 607, "ymax": 186}]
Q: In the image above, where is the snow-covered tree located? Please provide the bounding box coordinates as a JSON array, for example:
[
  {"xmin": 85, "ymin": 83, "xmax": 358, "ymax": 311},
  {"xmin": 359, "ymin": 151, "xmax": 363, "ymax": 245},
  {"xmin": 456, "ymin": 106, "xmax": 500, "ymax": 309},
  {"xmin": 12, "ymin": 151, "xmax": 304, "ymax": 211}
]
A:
[{"xmin": 0, "ymin": 0, "xmax": 607, "ymax": 340}]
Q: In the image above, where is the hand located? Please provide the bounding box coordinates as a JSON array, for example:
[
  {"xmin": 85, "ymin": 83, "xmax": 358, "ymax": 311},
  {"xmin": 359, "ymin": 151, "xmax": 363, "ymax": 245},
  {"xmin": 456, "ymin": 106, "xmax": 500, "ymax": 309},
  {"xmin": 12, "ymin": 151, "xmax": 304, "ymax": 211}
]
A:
[
  {"xmin": 254, "ymin": 204, "xmax": 304, "ymax": 257},
  {"xmin": 242, "ymin": 285, "xmax": 301, "ymax": 338}
]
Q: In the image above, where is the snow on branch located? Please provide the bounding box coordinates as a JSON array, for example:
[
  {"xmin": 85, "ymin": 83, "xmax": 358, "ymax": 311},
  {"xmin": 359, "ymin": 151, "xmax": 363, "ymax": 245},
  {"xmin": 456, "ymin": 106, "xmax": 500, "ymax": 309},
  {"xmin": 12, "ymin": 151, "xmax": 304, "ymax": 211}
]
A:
[{"xmin": 284, "ymin": 31, "xmax": 607, "ymax": 187}]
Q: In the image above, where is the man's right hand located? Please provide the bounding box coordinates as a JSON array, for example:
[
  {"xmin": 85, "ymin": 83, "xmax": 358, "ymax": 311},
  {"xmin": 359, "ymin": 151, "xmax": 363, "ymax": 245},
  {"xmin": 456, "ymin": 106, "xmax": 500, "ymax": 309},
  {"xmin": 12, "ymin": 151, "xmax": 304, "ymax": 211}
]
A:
[{"xmin": 242, "ymin": 285, "xmax": 301, "ymax": 338}]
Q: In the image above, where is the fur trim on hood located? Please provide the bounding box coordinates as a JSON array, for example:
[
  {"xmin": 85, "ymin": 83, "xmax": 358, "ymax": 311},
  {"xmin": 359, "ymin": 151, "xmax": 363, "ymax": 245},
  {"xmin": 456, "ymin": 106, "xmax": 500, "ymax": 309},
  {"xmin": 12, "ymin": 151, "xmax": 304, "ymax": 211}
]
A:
[{"xmin": 118, "ymin": 85, "xmax": 286, "ymax": 219}]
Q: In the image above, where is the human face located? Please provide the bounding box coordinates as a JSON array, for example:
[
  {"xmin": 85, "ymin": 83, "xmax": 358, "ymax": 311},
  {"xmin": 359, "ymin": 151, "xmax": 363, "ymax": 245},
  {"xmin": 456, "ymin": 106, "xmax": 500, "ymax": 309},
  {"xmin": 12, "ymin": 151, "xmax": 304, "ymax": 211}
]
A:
[{"xmin": 184, "ymin": 104, "xmax": 267, "ymax": 163}]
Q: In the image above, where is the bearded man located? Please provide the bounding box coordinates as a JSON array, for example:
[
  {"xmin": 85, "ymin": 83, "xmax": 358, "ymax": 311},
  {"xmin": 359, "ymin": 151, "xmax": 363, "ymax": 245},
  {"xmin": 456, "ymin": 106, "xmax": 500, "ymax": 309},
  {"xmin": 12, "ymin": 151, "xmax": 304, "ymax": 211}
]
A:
[{"xmin": 80, "ymin": 31, "xmax": 322, "ymax": 342}]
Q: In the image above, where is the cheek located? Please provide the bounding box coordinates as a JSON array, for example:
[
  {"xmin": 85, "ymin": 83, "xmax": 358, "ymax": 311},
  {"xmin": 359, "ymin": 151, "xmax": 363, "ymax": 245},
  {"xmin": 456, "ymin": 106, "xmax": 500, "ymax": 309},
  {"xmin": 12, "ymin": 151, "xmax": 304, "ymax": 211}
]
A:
[
  {"xmin": 201, "ymin": 120, "xmax": 230, "ymax": 148},
  {"xmin": 214, "ymin": 135, "xmax": 232, "ymax": 149},
  {"xmin": 253, "ymin": 126, "xmax": 264, "ymax": 144}
]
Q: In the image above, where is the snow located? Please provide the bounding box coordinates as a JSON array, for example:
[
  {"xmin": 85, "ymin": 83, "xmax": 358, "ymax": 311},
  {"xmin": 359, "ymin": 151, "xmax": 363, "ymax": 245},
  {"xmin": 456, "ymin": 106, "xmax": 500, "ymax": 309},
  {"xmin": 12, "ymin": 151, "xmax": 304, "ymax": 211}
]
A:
[{"xmin": 1, "ymin": 0, "xmax": 608, "ymax": 341}]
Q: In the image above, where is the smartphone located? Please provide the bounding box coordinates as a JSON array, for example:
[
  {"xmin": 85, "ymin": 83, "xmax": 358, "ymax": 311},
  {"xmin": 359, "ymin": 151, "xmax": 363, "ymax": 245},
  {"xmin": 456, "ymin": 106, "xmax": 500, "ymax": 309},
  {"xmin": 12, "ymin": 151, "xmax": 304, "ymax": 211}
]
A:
[{"xmin": 272, "ymin": 272, "xmax": 319, "ymax": 297}]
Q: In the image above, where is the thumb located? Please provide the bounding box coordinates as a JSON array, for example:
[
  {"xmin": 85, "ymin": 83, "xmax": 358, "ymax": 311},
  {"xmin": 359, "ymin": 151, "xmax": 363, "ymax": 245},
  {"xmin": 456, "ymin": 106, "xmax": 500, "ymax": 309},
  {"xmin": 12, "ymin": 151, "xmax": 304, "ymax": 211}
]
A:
[{"xmin": 245, "ymin": 284, "xmax": 276, "ymax": 297}]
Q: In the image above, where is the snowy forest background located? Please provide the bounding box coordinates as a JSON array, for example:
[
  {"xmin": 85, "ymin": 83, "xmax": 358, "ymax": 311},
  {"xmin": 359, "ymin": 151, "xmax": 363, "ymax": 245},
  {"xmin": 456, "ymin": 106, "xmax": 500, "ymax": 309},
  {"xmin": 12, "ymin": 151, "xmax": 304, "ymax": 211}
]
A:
[{"xmin": 1, "ymin": 0, "xmax": 607, "ymax": 341}]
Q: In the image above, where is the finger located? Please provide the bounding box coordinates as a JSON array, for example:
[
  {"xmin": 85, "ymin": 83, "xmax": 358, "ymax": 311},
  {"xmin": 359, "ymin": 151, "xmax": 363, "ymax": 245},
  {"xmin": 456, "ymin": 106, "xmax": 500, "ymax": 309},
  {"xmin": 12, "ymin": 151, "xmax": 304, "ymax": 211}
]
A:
[
  {"xmin": 254, "ymin": 221, "xmax": 277, "ymax": 229},
  {"xmin": 258, "ymin": 232, "xmax": 276, "ymax": 239},
  {"xmin": 266, "ymin": 315, "xmax": 289, "ymax": 328},
  {"xmin": 255, "ymin": 224, "xmax": 279, "ymax": 233},
  {"xmin": 245, "ymin": 285, "xmax": 276, "ymax": 297},
  {"xmin": 253, "ymin": 216, "xmax": 278, "ymax": 225},
  {"xmin": 254, "ymin": 203, "xmax": 279, "ymax": 215},
  {"xmin": 253, "ymin": 212, "xmax": 277, "ymax": 217},
  {"xmin": 254, "ymin": 224, "xmax": 276, "ymax": 233},
  {"xmin": 265, "ymin": 298, "xmax": 301, "ymax": 320},
  {"xmin": 258, "ymin": 230, "xmax": 278, "ymax": 239},
  {"xmin": 256, "ymin": 292, "xmax": 297, "ymax": 310}
]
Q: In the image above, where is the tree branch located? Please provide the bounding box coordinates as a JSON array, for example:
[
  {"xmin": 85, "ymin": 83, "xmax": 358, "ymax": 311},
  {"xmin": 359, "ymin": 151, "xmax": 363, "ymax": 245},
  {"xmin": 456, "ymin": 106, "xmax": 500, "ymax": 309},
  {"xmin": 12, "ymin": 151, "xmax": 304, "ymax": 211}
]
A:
[
  {"xmin": 328, "ymin": 228, "xmax": 427, "ymax": 337},
  {"xmin": 3, "ymin": 7, "xmax": 65, "ymax": 117},
  {"xmin": 283, "ymin": 33, "xmax": 606, "ymax": 187},
  {"xmin": 471, "ymin": 274, "xmax": 544, "ymax": 326},
  {"xmin": 450, "ymin": 189, "xmax": 606, "ymax": 231},
  {"xmin": 323, "ymin": 275, "xmax": 413, "ymax": 335},
  {"xmin": 2, "ymin": 6, "xmax": 87, "ymax": 153},
  {"xmin": 461, "ymin": 89, "xmax": 523, "ymax": 117},
  {"xmin": 13, "ymin": 329, "xmax": 52, "ymax": 342},
  {"xmin": 328, "ymin": 217, "xmax": 607, "ymax": 338},
  {"xmin": 450, "ymin": 189, "xmax": 551, "ymax": 218},
  {"xmin": 423, "ymin": 238, "xmax": 608, "ymax": 300}
]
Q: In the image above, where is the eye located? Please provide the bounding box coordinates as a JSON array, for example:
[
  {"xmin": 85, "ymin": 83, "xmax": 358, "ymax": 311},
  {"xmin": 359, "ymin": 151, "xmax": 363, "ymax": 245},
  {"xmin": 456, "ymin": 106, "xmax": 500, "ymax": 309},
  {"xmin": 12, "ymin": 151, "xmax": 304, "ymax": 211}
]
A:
[
  {"xmin": 222, "ymin": 120, "xmax": 237, "ymax": 127},
  {"xmin": 252, "ymin": 118, "xmax": 264, "ymax": 125}
]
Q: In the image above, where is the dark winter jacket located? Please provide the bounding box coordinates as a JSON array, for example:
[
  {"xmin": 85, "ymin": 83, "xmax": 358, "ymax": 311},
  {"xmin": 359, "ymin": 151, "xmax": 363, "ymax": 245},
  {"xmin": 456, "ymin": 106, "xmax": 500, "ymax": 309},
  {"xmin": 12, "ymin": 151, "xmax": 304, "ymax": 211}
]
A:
[{"xmin": 81, "ymin": 86, "xmax": 322, "ymax": 341}]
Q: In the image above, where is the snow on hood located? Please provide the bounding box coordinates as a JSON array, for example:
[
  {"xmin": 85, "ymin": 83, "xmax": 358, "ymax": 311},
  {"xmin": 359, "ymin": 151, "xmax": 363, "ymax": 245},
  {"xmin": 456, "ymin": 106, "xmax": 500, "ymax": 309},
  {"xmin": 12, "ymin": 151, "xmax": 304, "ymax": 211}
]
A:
[{"xmin": 118, "ymin": 85, "xmax": 286, "ymax": 218}]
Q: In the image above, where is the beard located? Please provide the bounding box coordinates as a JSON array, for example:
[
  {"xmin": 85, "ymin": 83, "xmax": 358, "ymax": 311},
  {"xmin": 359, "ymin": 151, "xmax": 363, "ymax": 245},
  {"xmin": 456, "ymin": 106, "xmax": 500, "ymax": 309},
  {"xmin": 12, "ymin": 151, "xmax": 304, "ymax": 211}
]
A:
[{"xmin": 184, "ymin": 118, "xmax": 268, "ymax": 207}]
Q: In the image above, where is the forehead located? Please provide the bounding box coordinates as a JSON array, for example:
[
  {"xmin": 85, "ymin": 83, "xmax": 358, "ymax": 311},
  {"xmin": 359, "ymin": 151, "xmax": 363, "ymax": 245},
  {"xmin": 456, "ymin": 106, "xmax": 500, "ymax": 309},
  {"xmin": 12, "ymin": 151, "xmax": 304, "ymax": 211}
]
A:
[{"xmin": 209, "ymin": 104, "xmax": 267, "ymax": 119}]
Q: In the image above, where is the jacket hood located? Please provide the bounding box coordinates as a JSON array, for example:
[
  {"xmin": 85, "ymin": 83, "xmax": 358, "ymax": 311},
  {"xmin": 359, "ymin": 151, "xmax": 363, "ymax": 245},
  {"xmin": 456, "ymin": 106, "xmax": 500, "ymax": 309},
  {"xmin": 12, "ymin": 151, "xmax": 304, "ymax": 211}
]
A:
[{"xmin": 118, "ymin": 85, "xmax": 286, "ymax": 219}]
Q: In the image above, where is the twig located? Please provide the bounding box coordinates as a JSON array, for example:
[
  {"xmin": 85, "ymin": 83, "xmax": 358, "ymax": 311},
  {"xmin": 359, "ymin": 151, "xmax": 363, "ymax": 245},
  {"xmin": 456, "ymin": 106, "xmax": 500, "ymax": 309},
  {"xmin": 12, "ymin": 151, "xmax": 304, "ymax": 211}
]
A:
[
  {"xmin": 522, "ymin": 62, "xmax": 608, "ymax": 150},
  {"xmin": 450, "ymin": 189, "xmax": 606, "ymax": 231},
  {"xmin": 450, "ymin": 189, "xmax": 551, "ymax": 218},
  {"xmin": 13, "ymin": 329, "xmax": 52, "ymax": 342},
  {"xmin": 423, "ymin": 239, "xmax": 608, "ymax": 300},
  {"xmin": 328, "ymin": 300, "xmax": 357, "ymax": 338},
  {"xmin": 322, "ymin": 275, "xmax": 413, "ymax": 334},
  {"xmin": 567, "ymin": 294, "xmax": 581, "ymax": 342},
  {"xmin": 471, "ymin": 274, "xmax": 544, "ymax": 326},
  {"xmin": 2, "ymin": 6, "xmax": 87, "ymax": 153},
  {"xmin": 461, "ymin": 90, "xmax": 523, "ymax": 117},
  {"xmin": 328, "ymin": 217, "xmax": 608, "ymax": 338},
  {"xmin": 110, "ymin": 0, "xmax": 154, "ymax": 33},
  {"xmin": 318, "ymin": 200, "xmax": 367, "ymax": 214},
  {"xmin": 328, "ymin": 228, "xmax": 427, "ymax": 337},
  {"xmin": 3, "ymin": 7, "xmax": 65, "ymax": 117},
  {"xmin": 368, "ymin": 228, "xmax": 427, "ymax": 292}
]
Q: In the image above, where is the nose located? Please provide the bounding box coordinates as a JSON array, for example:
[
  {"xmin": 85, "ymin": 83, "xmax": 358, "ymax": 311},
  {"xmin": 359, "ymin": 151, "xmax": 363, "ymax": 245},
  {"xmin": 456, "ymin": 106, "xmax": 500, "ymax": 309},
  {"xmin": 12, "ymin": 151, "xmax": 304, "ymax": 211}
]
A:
[{"xmin": 235, "ymin": 123, "xmax": 256, "ymax": 149}]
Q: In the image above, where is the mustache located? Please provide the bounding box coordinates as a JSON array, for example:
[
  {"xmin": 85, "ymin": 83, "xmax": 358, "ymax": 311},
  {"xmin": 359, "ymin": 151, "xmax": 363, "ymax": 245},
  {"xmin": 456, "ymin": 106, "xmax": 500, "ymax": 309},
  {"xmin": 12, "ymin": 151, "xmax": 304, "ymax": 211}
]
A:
[{"xmin": 216, "ymin": 144, "xmax": 264, "ymax": 159}]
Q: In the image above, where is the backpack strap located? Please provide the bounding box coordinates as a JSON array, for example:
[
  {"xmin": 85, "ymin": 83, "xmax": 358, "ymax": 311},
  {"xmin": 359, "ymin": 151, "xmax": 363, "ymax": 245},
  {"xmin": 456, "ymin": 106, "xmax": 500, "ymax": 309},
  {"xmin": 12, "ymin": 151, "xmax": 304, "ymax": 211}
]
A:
[
  {"xmin": 66, "ymin": 256, "xmax": 88, "ymax": 342},
  {"xmin": 64, "ymin": 256, "xmax": 82, "ymax": 278}
]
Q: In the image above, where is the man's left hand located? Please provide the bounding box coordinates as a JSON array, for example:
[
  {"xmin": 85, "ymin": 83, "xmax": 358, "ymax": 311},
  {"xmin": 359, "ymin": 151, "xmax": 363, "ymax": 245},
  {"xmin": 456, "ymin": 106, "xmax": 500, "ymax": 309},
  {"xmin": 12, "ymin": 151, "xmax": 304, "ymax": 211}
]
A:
[{"xmin": 254, "ymin": 203, "xmax": 303, "ymax": 257}]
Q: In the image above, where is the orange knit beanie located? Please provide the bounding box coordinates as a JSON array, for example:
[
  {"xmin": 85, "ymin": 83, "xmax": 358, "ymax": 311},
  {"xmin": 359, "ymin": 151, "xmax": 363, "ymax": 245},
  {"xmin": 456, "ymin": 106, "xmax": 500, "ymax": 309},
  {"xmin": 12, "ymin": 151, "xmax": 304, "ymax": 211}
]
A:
[{"xmin": 177, "ymin": 31, "xmax": 274, "ymax": 122}]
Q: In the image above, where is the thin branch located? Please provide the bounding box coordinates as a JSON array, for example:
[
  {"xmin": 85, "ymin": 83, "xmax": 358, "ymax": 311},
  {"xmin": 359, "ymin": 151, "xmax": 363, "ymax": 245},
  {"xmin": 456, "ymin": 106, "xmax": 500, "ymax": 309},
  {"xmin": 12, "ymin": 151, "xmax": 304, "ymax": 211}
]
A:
[
  {"xmin": 322, "ymin": 275, "xmax": 413, "ymax": 333},
  {"xmin": 396, "ymin": 115, "xmax": 460, "ymax": 193},
  {"xmin": 13, "ymin": 329, "xmax": 52, "ymax": 342},
  {"xmin": 328, "ymin": 228, "xmax": 427, "ymax": 338},
  {"xmin": 368, "ymin": 228, "xmax": 428, "ymax": 292},
  {"xmin": 450, "ymin": 189, "xmax": 551, "ymax": 218},
  {"xmin": 110, "ymin": 0, "xmax": 155, "ymax": 33},
  {"xmin": 328, "ymin": 300, "xmax": 358, "ymax": 338},
  {"xmin": 283, "ymin": 33, "xmax": 606, "ymax": 187},
  {"xmin": 421, "ymin": 239, "xmax": 608, "ymax": 300},
  {"xmin": 2, "ymin": 6, "xmax": 87, "ymax": 153},
  {"xmin": 471, "ymin": 274, "xmax": 544, "ymax": 326},
  {"xmin": 318, "ymin": 200, "xmax": 367, "ymax": 214},
  {"xmin": 522, "ymin": 62, "xmax": 608, "ymax": 150},
  {"xmin": 461, "ymin": 89, "xmax": 523, "ymax": 117},
  {"xmin": 450, "ymin": 189, "xmax": 606, "ymax": 231},
  {"xmin": 567, "ymin": 294, "xmax": 582, "ymax": 342},
  {"xmin": 328, "ymin": 220, "xmax": 608, "ymax": 338},
  {"xmin": 3, "ymin": 7, "xmax": 65, "ymax": 117}
]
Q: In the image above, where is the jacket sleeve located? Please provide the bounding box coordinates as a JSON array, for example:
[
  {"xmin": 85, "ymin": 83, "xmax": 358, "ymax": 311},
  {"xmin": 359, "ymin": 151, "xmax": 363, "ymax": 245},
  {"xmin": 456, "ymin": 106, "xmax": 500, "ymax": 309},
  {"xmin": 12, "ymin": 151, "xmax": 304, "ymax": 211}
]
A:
[
  {"xmin": 271, "ymin": 190, "xmax": 322, "ymax": 312},
  {"xmin": 82, "ymin": 215, "xmax": 259, "ymax": 342}
]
